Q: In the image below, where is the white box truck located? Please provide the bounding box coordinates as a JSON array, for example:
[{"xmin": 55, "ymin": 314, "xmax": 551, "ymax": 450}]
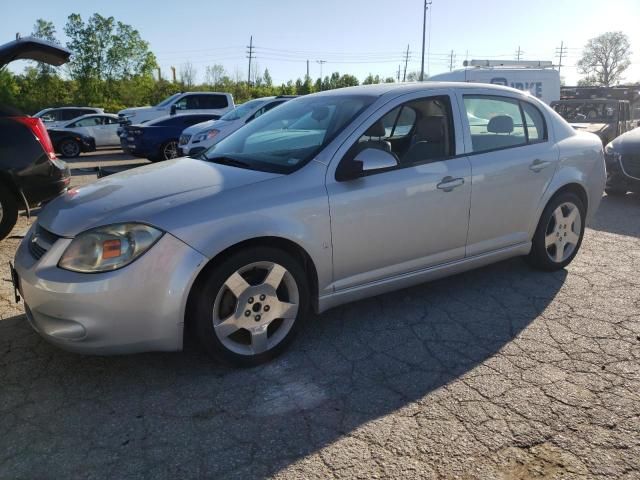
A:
[{"xmin": 429, "ymin": 60, "xmax": 560, "ymax": 104}]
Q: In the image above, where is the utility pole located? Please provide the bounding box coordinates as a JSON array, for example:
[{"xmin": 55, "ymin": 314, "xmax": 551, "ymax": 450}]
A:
[
  {"xmin": 306, "ymin": 59, "xmax": 309, "ymax": 80},
  {"xmin": 403, "ymin": 44, "xmax": 410, "ymax": 82},
  {"xmin": 449, "ymin": 50, "xmax": 455, "ymax": 71},
  {"xmin": 246, "ymin": 35, "xmax": 254, "ymax": 86},
  {"xmin": 420, "ymin": 0, "xmax": 432, "ymax": 81},
  {"xmin": 156, "ymin": 67, "xmax": 161, "ymax": 82},
  {"xmin": 397, "ymin": 64, "xmax": 401, "ymax": 82},
  {"xmin": 515, "ymin": 46, "xmax": 523, "ymax": 61},
  {"xmin": 170, "ymin": 66, "xmax": 176, "ymax": 84},
  {"xmin": 316, "ymin": 60, "xmax": 327, "ymax": 88},
  {"xmin": 555, "ymin": 41, "xmax": 566, "ymax": 76}
]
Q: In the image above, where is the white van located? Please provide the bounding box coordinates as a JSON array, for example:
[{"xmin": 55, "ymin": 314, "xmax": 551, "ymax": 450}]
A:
[{"xmin": 429, "ymin": 60, "xmax": 560, "ymax": 105}]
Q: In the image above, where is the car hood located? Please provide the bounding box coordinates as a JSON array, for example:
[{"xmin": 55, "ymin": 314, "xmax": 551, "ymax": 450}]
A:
[
  {"xmin": 183, "ymin": 119, "xmax": 225, "ymax": 135},
  {"xmin": 38, "ymin": 157, "xmax": 281, "ymax": 237},
  {"xmin": 570, "ymin": 123, "xmax": 610, "ymax": 134},
  {"xmin": 610, "ymin": 127, "xmax": 640, "ymax": 153}
]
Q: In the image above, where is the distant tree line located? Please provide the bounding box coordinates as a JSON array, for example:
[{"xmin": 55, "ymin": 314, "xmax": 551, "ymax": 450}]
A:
[
  {"xmin": 0, "ymin": 14, "xmax": 635, "ymax": 114},
  {"xmin": 0, "ymin": 14, "xmax": 399, "ymax": 114}
]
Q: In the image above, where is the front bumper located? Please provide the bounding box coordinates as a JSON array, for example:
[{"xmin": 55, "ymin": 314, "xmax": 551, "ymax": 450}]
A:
[{"xmin": 14, "ymin": 226, "xmax": 207, "ymax": 355}]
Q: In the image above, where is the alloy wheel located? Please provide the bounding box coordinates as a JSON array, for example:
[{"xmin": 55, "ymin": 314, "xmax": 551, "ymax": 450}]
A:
[
  {"xmin": 212, "ymin": 261, "xmax": 299, "ymax": 356},
  {"xmin": 163, "ymin": 141, "xmax": 179, "ymax": 160},
  {"xmin": 544, "ymin": 202, "xmax": 582, "ymax": 263}
]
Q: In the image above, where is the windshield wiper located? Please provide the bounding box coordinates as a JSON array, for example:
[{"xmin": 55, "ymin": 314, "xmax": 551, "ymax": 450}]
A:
[{"xmin": 204, "ymin": 155, "xmax": 252, "ymax": 169}]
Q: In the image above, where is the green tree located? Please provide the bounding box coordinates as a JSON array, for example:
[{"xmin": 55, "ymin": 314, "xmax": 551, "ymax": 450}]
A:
[
  {"xmin": 64, "ymin": 13, "xmax": 157, "ymax": 105},
  {"xmin": 31, "ymin": 19, "xmax": 59, "ymax": 76},
  {"xmin": 263, "ymin": 68, "xmax": 273, "ymax": 88},
  {"xmin": 205, "ymin": 64, "xmax": 226, "ymax": 88},
  {"xmin": 578, "ymin": 32, "xmax": 632, "ymax": 87}
]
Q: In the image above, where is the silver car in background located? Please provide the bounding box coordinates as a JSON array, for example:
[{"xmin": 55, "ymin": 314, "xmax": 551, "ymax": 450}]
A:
[
  {"xmin": 13, "ymin": 83, "xmax": 605, "ymax": 366},
  {"xmin": 178, "ymin": 95, "xmax": 297, "ymax": 157}
]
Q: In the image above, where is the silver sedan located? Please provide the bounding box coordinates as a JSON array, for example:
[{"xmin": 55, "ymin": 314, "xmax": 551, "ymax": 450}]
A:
[{"xmin": 13, "ymin": 83, "xmax": 606, "ymax": 366}]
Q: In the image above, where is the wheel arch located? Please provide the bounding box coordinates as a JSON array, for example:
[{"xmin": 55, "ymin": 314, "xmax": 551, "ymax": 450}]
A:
[
  {"xmin": 183, "ymin": 235, "xmax": 320, "ymax": 337},
  {"xmin": 530, "ymin": 181, "xmax": 589, "ymax": 239}
]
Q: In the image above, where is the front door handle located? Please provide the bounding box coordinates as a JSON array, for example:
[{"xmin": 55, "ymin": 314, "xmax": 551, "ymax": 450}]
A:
[
  {"xmin": 437, "ymin": 176, "xmax": 465, "ymax": 192},
  {"xmin": 529, "ymin": 159, "xmax": 551, "ymax": 172}
]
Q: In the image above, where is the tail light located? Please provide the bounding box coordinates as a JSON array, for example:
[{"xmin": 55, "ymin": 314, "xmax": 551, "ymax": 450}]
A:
[{"xmin": 12, "ymin": 116, "xmax": 57, "ymax": 160}]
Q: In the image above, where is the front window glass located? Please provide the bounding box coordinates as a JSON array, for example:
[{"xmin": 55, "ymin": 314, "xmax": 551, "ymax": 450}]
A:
[
  {"xmin": 203, "ymin": 94, "xmax": 375, "ymax": 174},
  {"xmin": 220, "ymin": 99, "xmax": 267, "ymax": 121},
  {"xmin": 155, "ymin": 93, "xmax": 182, "ymax": 108}
]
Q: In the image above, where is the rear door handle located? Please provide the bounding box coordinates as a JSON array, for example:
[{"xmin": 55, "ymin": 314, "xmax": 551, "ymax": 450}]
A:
[
  {"xmin": 529, "ymin": 159, "xmax": 551, "ymax": 172},
  {"xmin": 437, "ymin": 176, "xmax": 465, "ymax": 192}
]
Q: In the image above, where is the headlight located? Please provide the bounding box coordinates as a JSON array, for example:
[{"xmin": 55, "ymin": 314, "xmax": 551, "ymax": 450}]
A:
[
  {"xmin": 59, "ymin": 223, "xmax": 163, "ymax": 273},
  {"xmin": 194, "ymin": 129, "xmax": 219, "ymax": 143}
]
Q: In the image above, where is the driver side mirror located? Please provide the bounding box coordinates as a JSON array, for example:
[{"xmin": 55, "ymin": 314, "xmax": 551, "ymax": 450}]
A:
[
  {"xmin": 170, "ymin": 104, "xmax": 177, "ymax": 116},
  {"xmin": 336, "ymin": 148, "xmax": 398, "ymax": 182}
]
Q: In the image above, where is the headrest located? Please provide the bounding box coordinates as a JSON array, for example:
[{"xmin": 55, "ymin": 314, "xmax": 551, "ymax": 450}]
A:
[
  {"xmin": 365, "ymin": 120, "xmax": 386, "ymax": 137},
  {"xmin": 415, "ymin": 116, "xmax": 445, "ymax": 143},
  {"xmin": 487, "ymin": 115, "xmax": 514, "ymax": 134}
]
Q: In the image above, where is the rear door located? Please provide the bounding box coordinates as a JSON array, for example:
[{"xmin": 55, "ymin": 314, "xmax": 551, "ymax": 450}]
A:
[
  {"xmin": 457, "ymin": 91, "xmax": 558, "ymax": 255},
  {"xmin": 99, "ymin": 116, "xmax": 121, "ymax": 146}
]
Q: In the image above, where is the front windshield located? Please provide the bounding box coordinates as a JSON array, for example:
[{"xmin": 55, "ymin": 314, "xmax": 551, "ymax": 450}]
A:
[
  {"xmin": 155, "ymin": 93, "xmax": 182, "ymax": 108},
  {"xmin": 219, "ymin": 99, "xmax": 268, "ymax": 121},
  {"xmin": 202, "ymin": 94, "xmax": 375, "ymax": 174},
  {"xmin": 553, "ymin": 102, "xmax": 617, "ymax": 122}
]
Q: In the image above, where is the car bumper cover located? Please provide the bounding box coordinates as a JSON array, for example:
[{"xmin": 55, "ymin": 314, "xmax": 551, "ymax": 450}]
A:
[{"xmin": 14, "ymin": 227, "xmax": 207, "ymax": 355}]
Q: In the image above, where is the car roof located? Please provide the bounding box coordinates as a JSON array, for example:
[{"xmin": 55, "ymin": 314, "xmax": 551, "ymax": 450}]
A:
[
  {"xmin": 64, "ymin": 113, "xmax": 118, "ymax": 123},
  {"xmin": 146, "ymin": 113, "xmax": 219, "ymax": 125},
  {"xmin": 312, "ymin": 81, "xmax": 534, "ymax": 100}
]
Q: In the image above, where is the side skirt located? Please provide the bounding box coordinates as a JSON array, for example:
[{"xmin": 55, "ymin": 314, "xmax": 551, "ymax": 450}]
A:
[{"xmin": 317, "ymin": 242, "xmax": 531, "ymax": 313}]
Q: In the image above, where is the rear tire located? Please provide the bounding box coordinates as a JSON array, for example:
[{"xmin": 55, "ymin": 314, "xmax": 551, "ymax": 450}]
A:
[
  {"xmin": 0, "ymin": 187, "xmax": 19, "ymax": 241},
  {"xmin": 526, "ymin": 192, "xmax": 585, "ymax": 271},
  {"xmin": 58, "ymin": 139, "xmax": 81, "ymax": 158},
  {"xmin": 192, "ymin": 247, "xmax": 309, "ymax": 367}
]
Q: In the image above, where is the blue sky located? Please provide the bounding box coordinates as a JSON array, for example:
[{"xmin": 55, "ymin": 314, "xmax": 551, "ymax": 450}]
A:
[{"xmin": 3, "ymin": 0, "xmax": 640, "ymax": 86}]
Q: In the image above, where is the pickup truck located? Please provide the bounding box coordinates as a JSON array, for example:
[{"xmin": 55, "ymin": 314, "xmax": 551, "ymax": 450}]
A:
[
  {"xmin": 551, "ymin": 98, "xmax": 633, "ymax": 145},
  {"xmin": 117, "ymin": 92, "xmax": 234, "ymax": 125}
]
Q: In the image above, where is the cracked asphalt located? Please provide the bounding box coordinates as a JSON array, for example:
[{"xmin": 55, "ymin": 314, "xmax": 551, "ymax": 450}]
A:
[{"xmin": 1, "ymin": 152, "xmax": 639, "ymax": 479}]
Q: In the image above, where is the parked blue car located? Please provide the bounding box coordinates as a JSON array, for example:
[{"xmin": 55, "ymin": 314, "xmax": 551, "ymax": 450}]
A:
[{"xmin": 120, "ymin": 114, "xmax": 220, "ymax": 161}]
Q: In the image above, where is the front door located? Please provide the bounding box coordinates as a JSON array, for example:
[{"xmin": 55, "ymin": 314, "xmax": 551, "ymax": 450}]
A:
[{"xmin": 326, "ymin": 93, "xmax": 472, "ymax": 291}]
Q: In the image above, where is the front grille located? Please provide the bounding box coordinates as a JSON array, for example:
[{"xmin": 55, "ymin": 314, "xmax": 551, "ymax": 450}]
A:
[
  {"xmin": 179, "ymin": 134, "xmax": 192, "ymax": 146},
  {"xmin": 621, "ymin": 154, "xmax": 640, "ymax": 180},
  {"xmin": 28, "ymin": 225, "xmax": 60, "ymax": 260}
]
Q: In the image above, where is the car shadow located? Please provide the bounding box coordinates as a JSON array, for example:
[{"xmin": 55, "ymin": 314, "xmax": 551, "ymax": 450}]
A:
[
  {"xmin": 588, "ymin": 192, "xmax": 640, "ymax": 237},
  {"xmin": 0, "ymin": 258, "xmax": 567, "ymax": 479}
]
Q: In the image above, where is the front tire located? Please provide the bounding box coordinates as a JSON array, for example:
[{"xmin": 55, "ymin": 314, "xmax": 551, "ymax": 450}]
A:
[
  {"xmin": 193, "ymin": 247, "xmax": 309, "ymax": 367},
  {"xmin": 58, "ymin": 139, "xmax": 81, "ymax": 158},
  {"xmin": 526, "ymin": 192, "xmax": 585, "ymax": 271},
  {"xmin": 0, "ymin": 187, "xmax": 19, "ymax": 241}
]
